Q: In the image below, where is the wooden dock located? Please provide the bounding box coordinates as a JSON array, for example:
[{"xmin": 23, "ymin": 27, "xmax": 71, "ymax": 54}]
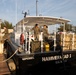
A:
[
  {"xmin": 0, "ymin": 54, "xmax": 10, "ymax": 75},
  {"xmin": 0, "ymin": 34, "xmax": 10, "ymax": 75}
]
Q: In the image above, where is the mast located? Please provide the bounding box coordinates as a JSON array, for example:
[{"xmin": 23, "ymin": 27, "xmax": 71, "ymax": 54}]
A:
[
  {"xmin": 36, "ymin": 0, "xmax": 38, "ymax": 16},
  {"xmin": 0, "ymin": 19, "xmax": 2, "ymax": 32}
]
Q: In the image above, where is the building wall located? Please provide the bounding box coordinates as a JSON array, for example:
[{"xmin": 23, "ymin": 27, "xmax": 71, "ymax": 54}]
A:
[{"xmin": 1, "ymin": 29, "xmax": 13, "ymax": 33}]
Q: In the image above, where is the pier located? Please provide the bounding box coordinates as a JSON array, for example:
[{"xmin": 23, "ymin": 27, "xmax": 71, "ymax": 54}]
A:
[
  {"xmin": 0, "ymin": 54, "xmax": 10, "ymax": 75},
  {"xmin": 0, "ymin": 34, "xmax": 10, "ymax": 75}
]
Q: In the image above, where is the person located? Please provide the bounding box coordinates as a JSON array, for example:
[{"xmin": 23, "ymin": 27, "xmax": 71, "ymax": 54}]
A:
[
  {"xmin": 42, "ymin": 25, "xmax": 49, "ymax": 42},
  {"xmin": 32, "ymin": 24, "xmax": 40, "ymax": 41},
  {"xmin": 2, "ymin": 26, "xmax": 9, "ymax": 41},
  {"xmin": 1, "ymin": 26, "xmax": 9, "ymax": 54}
]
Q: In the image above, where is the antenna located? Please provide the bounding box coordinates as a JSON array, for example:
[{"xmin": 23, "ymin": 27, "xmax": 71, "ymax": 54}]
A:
[
  {"xmin": 22, "ymin": 11, "xmax": 27, "ymax": 18},
  {"xmin": 36, "ymin": 0, "xmax": 38, "ymax": 16},
  {"xmin": 22, "ymin": 10, "xmax": 30, "ymax": 18},
  {"xmin": 28, "ymin": 10, "xmax": 30, "ymax": 15},
  {"xmin": 0, "ymin": 19, "xmax": 2, "ymax": 32}
]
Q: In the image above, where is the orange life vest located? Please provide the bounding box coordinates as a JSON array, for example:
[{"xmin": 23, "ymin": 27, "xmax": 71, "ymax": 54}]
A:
[{"xmin": 20, "ymin": 33, "xmax": 25, "ymax": 45}]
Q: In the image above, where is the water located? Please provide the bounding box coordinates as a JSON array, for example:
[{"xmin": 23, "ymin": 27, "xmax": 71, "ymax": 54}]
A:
[
  {"xmin": 19, "ymin": 62, "xmax": 76, "ymax": 75},
  {"xmin": 10, "ymin": 57, "xmax": 76, "ymax": 75},
  {"xmin": 11, "ymin": 64, "xmax": 76, "ymax": 75}
]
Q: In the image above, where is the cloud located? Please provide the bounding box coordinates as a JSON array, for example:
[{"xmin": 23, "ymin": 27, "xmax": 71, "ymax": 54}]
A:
[{"xmin": 0, "ymin": 0, "xmax": 76, "ymax": 25}]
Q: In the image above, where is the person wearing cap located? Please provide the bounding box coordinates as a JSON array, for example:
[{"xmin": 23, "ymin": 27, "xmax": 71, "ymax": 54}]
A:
[
  {"xmin": 42, "ymin": 25, "xmax": 49, "ymax": 42},
  {"xmin": 1, "ymin": 26, "xmax": 9, "ymax": 54},
  {"xmin": 2, "ymin": 26, "xmax": 9, "ymax": 41},
  {"xmin": 32, "ymin": 24, "xmax": 40, "ymax": 41}
]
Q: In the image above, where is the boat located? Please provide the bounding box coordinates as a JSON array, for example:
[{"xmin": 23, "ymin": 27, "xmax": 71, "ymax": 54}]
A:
[{"xmin": 3, "ymin": 15, "xmax": 76, "ymax": 75}]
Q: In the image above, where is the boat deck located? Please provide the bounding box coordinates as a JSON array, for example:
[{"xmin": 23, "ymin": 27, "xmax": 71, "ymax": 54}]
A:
[{"xmin": 0, "ymin": 54, "xmax": 10, "ymax": 75}]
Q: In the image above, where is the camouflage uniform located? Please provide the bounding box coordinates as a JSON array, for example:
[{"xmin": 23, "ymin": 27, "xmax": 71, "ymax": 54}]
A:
[
  {"xmin": 42, "ymin": 25, "xmax": 49, "ymax": 42},
  {"xmin": 32, "ymin": 25, "xmax": 40, "ymax": 41},
  {"xmin": 2, "ymin": 28, "xmax": 9, "ymax": 41}
]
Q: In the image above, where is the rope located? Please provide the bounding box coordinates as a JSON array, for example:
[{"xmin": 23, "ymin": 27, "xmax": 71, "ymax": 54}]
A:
[
  {"xmin": 2, "ymin": 49, "xmax": 19, "ymax": 62},
  {"xmin": 0, "ymin": 40, "xmax": 19, "ymax": 63}
]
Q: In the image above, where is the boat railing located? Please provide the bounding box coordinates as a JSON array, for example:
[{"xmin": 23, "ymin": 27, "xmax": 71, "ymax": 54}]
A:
[{"xmin": 10, "ymin": 30, "xmax": 76, "ymax": 55}]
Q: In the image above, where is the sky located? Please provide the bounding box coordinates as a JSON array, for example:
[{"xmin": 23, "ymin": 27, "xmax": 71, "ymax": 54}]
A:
[{"xmin": 0, "ymin": 0, "xmax": 76, "ymax": 27}]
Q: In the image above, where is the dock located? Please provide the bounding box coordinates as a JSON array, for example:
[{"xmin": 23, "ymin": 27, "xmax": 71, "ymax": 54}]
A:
[
  {"xmin": 0, "ymin": 34, "xmax": 10, "ymax": 75},
  {"xmin": 0, "ymin": 54, "xmax": 10, "ymax": 75}
]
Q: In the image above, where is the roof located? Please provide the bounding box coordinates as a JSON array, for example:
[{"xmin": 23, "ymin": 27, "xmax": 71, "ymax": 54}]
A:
[{"xmin": 16, "ymin": 16, "xmax": 70, "ymax": 26}]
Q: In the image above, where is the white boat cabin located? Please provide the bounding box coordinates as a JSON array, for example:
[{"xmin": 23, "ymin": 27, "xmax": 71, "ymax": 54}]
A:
[{"xmin": 12, "ymin": 16, "xmax": 76, "ymax": 54}]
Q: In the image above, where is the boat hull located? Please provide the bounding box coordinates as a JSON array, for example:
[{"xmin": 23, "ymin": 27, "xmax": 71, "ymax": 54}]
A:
[{"xmin": 4, "ymin": 40, "xmax": 76, "ymax": 75}]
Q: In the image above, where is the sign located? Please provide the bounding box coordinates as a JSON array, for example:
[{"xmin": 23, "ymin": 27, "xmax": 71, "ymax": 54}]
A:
[
  {"xmin": 22, "ymin": 57, "xmax": 34, "ymax": 60},
  {"xmin": 42, "ymin": 54, "xmax": 71, "ymax": 62}
]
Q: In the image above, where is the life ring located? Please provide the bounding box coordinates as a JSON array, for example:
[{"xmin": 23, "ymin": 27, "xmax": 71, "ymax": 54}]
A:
[{"xmin": 20, "ymin": 33, "xmax": 25, "ymax": 45}]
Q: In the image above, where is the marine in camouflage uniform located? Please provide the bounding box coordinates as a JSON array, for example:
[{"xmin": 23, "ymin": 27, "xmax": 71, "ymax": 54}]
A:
[
  {"xmin": 42, "ymin": 25, "xmax": 49, "ymax": 42},
  {"xmin": 32, "ymin": 24, "xmax": 40, "ymax": 41},
  {"xmin": 2, "ymin": 26, "xmax": 9, "ymax": 41},
  {"xmin": 2, "ymin": 26, "xmax": 9, "ymax": 54}
]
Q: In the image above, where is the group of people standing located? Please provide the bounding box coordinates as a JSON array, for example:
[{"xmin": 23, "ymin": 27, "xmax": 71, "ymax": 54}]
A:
[
  {"xmin": 1, "ymin": 24, "xmax": 49, "ymax": 43},
  {"xmin": 32, "ymin": 24, "xmax": 49, "ymax": 42}
]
